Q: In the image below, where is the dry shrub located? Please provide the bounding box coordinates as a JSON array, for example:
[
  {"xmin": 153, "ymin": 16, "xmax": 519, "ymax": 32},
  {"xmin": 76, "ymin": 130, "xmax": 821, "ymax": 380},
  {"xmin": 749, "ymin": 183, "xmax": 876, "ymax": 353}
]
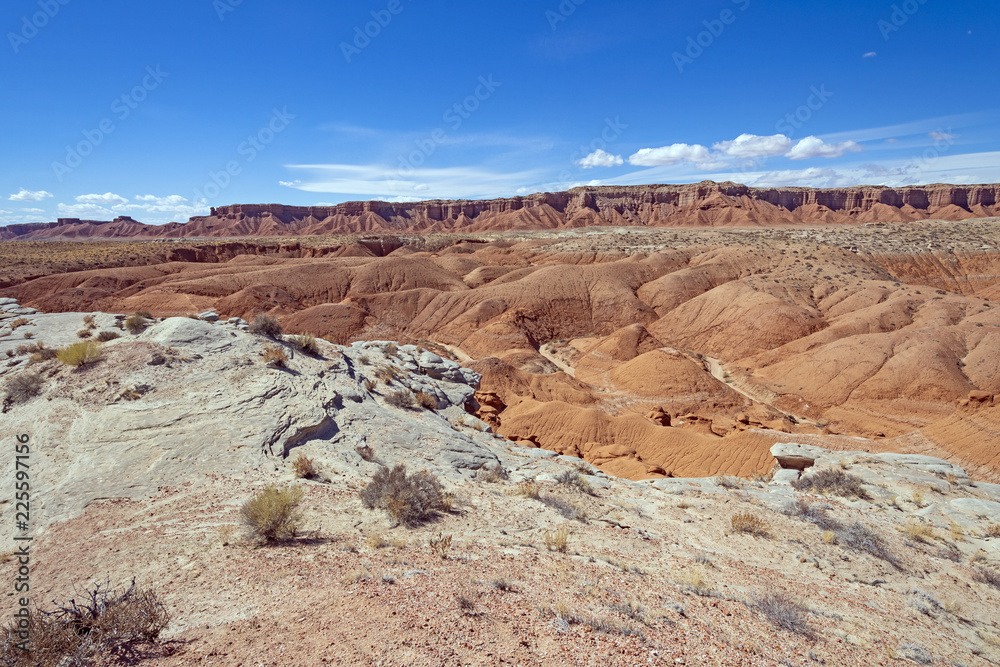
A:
[
  {"xmin": 9, "ymin": 317, "xmax": 30, "ymax": 330},
  {"xmin": 0, "ymin": 578, "xmax": 169, "ymax": 666},
  {"xmin": 95, "ymin": 330, "xmax": 121, "ymax": 342},
  {"xmin": 752, "ymin": 591, "xmax": 814, "ymax": 637},
  {"xmin": 792, "ymin": 468, "xmax": 870, "ymax": 499},
  {"xmin": 985, "ymin": 523, "xmax": 1000, "ymax": 538},
  {"xmin": 903, "ymin": 519, "xmax": 938, "ymax": 543},
  {"xmin": 556, "ymin": 469, "xmax": 595, "ymax": 495},
  {"xmin": 731, "ymin": 512, "xmax": 770, "ymax": 537},
  {"xmin": 124, "ymin": 315, "xmax": 148, "ymax": 334},
  {"xmin": 517, "ymin": 480, "xmax": 541, "ymax": 499},
  {"xmin": 414, "ymin": 391, "xmax": 438, "ymax": 410},
  {"xmin": 134, "ymin": 310, "xmax": 153, "ymax": 319},
  {"xmin": 384, "ymin": 389, "xmax": 415, "ymax": 409},
  {"xmin": 355, "ymin": 444, "xmax": 378, "ymax": 462},
  {"xmin": 673, "ymin": 567, "xmax": 711, "ymax": 596},
  {"xmin": 291, "ymin": 453, "xmax": 318, "ymax": 479},
  {"xmin": 475, "ymin": 465, "xmax": 509, "ymax": 483},
  {"xmin": 290, "ymin": 333, "xmax": 320, "ymax": 355},
  {"xmin": 973, "ymin": 566, "xmax": 1000, "ymax": 590},
  {"xmin": 492, "ymin": 577, "xmax": 519, "ymax": 592},
  {"xmin": 376, "ymin": 365, "xmax": 401, "ymax": 383},
  {"xmin": 363, "ymin": 378, "xmax": 377, "ymax": 392},
  {"xmin": 240, "ymin": 485, "xmax": 305, "ymax": 543},
  {"xmin": 249, "ymin": 314, "xmax": 283, "ymax": 337},
  {"xmin": 21, "ymin": 332, "xmax": 33, "ymax": 340},
  {"xmin": 544, "ymin": 526, "xmax": 570, "ymax": 552},
  {"xmin": 29, "ymin": 347, "xmax": 58, "ymax": 363},
  {"xmin": 76, "ymin": 328, "xmax": 93, "ymax": 339},
  {"xmin": 429, "ymin": 533, "xmax": 453, "ymax": 558},
  {"xmin": 82, "ymin": 314, "xmax": 96, "ymax": 329},
  {"xmin": 715, "ymin": 475, "xmax": 744, "ymax": 489},
  {"xmin": 540, "ymin": 494, "xmax": 588, "ymax": 522},
  {"xmin": 359, "ymin": 464, "xmax": 450, "ymax": 527},
  {"xmin": 4, "ymin": 372, "xmax": 43, "ymax": 405},
  {"xmin": 261, "ymin": 345, "xmax": 289, "ymax": 368},
  {"xmin": 56, "ymin": 341, "xmax": 101, "ymax": 368}
]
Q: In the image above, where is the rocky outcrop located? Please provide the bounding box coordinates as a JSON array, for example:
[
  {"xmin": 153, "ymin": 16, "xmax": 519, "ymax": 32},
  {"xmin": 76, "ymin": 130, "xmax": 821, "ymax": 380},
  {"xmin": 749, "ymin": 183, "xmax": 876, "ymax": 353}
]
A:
[{"xmin": 3, "ymin": 182, "xmax": 999, "ymax": 240}]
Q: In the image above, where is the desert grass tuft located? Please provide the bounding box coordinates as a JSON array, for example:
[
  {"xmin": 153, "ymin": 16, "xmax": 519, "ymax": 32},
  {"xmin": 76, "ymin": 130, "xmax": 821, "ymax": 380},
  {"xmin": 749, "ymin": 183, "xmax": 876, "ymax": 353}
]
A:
[
  {"xmin": 730, "ymin": 512, "xmax": 770, "ymax": 537},
  {"xmin": 56, "ymin": 341, "xmax": 101, "ymax": 368}
]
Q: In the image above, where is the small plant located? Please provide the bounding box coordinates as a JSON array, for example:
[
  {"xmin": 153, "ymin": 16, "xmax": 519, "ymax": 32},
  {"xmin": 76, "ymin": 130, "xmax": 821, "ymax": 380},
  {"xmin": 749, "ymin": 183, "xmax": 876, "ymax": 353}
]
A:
[
  {"xmin": 456, "ymin": 593, "xmax": 477, "ymax": 614},
  {"xmin": 76, "ymin": 328, "xmax": 93, "ymax": 339},
  {"xmin": 985, "ymin": 523, "xmax": 1000, "ymax": 538},
  {"xmin": 429, "ymin": 533, "xmax": 453, "ymax": 558},
  {"xmin": 516, "ymin": 479, "xmax": 541, "ymax": 499},
  {"xmin": 95, "ymin": 330, "xmax": 121, "ymax": 342},
  {"xmin": 29, "ymin": 346, "xmax": 57, "ymax": 363},
  {"xmin": 82, "ymin": 314, "xmax": 96, "ymax": 329},
  {"xmin": 289, "ymin": 333, "xmax": 320, "ymax": 355},
  {"xmin": 544, "ymin": 526, "xmax": 570, "ymax": 553},
  {"xmin": 950, "ymin": 521, "xmax": 964, "ymax": 542},
  {"xmin": 261, "ymin": 345, "xmax": 289, "ymax": 368},
  {"xmin": 912, "ymin": 489, "xmax": 925, "ymax": 507},
  {"xmin": 384, "ymin": 389, "xmax": 415, "ymax": 409},
  {"xmin": 22, "ymin": 332, "xmax": 33, "ymax": 340},
  {"xmin": 414, "ymin": 391, "xmax": 438, "ymax": 410},
  {"xmin": 4, "ymin": 372, "xmax": 43, "ymax": 405},
  {"xmin": 359, "ymin": 464, "xmax": 451, "ymax": 527},
  {"xmin": 218, "ymin": 525, "xmax": 237, "ymax": 546},
  {"xmin": 9, "ymin": 317, "xmax": 30, "ymax": 330},
  {"xmin": 973, "ymin": 566, "xmax": 1000, "ymax": 590},
  {"xmin": 0, "ymin": 577, "xmax": 169, "ymax": 666},
  {"xmin": 838, "ymin": 521, "xmax": 900, "ymax": 568},
  {"xmin": 752, "ymin": 591, "xmax": 814, "ymax": 638},
  {"xmin": 791, "ymin": 468, "xmax": 870, "ymax": 499},
  {"xmin": 540, "ymin": 494, "xmax": 588, "ymax": 522},
  {"xmin": 291, "ymin": 453, "xmax": 318, "ymax": 479},
  {"xmin": 903, "ymin": 519, "xmax": 937, "ymax": 543},
  {"xmin": 822, "ymin": 530, "xmax": 837, "ymax": 544},
  {"xmin": 673, "ymin": 567, "xmax": 711, "ymax": 596},
  {"xmin": 492, "ymin": 577, "xmax": 519, "ymax": 593},
  {"xmin": 366, "ymin": 533, "xmax": 390, "ymax": 550},
  {"xmin": 715, "ymin": 475, "xmax": 744, "ymax": 489},
  {"xmin": 556, "ymin": 469, "xmax": 595, "ymax": 495},
  {"xmin": 475, "ymin": 465, "xmax": 508, "ymax": 483},
  {"xmin": 249, "ymin": 314, "xmax": 283, "ymax": 338},
  {"xmin": 134, "ymin": 310, "xmax": 153, "ymax": 319},
  {"xmin": 56, "ymin": 341, "xmax": 102, "ymax": 368},
  {"xmin": 731, "ymin": 512, "xmax": 770, "ymax": 537},
  {"xmin": 355, "ymin": 444, "xmax": 378, "ymax": 462},
  {"xmin": 124, "ymin": 315, "xmax": 148, "ymax": 334},
  {"xmin": 240, "ymin": 485, "xmax": 305, "ymax": 543},
  {"xmin": 363, "ymin": 378, "xmax": 377, "ymax": 392},
  {"xmin": 376, "ymin": 365, "xmax": 401, "ymax": 384}
]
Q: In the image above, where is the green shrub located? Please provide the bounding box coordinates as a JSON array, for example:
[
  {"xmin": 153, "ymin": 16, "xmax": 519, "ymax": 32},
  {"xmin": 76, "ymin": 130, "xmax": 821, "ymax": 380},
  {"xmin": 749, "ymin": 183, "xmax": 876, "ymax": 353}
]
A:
[
  {"xmin": 360, "ymin": 464, "xmax": 451, "ymax": 527},
  {"xmin": 56, "ymin": 341, "xmax": 101, "ymax": 368},
  {"xmin": 240, "ymin": 485, "xmax": 305, "ymax": 543}
]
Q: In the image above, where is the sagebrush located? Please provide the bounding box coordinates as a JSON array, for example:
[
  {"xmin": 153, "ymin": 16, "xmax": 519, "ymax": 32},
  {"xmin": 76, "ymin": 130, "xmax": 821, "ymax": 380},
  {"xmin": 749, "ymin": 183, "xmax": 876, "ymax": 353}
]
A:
[
  {"xmin": 249, "ymin": 314, "xmax": 283, "ymax": 337},
  {"xmin": 359, "ymin": 464, "xmax": 451, "ymax": 527},
  {"xmin": 240, "ymin": 485, "xmax": 305, "ymax": 543}
]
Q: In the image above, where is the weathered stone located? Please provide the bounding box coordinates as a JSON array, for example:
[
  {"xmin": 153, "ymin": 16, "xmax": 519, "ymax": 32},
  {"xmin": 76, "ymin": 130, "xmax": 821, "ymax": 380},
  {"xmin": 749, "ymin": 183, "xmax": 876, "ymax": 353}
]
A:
[{"xmin": 770, "ymin": 442, "xmax": 825, "ymax": 470}]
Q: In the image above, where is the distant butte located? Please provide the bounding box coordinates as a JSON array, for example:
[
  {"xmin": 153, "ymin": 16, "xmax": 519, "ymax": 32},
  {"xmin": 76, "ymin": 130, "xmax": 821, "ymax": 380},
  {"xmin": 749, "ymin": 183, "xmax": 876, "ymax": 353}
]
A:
[{"xmin": 3, "ymin": 181, "xmax": 1000, "ymax": 240}]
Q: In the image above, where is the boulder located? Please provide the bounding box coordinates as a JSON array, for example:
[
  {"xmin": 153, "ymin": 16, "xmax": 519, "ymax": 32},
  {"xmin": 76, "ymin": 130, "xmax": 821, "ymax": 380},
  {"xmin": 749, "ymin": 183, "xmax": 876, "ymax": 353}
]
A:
[
  {"xmin": 646, "ymin": 407, "xmax": 671, "ymax": 426},
  {"xmin": 138, "ymin": 317, "xmax": 237, "ymax": 353},
  {"xmin": 199, "ymin": 311, "xmax": 220, "ymax": 322},
  {"xmin": 770, "ymin": 442, "xmax": 826, "ymax": 470}
]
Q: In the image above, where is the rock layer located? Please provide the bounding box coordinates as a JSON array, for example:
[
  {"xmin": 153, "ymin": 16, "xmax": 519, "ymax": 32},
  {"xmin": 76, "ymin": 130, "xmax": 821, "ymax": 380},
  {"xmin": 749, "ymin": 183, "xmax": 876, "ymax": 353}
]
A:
[{"xmin": 3, "ymin": 181, "xmax": 1000, "ymax": 240}]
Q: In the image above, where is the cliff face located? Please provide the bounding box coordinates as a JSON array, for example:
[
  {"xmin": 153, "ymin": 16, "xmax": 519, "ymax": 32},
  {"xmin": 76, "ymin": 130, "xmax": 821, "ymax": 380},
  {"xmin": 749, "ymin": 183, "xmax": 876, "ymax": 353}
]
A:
[{"xmin": 3, "ymin": 181, "xmax": 999, "ymax": 240}]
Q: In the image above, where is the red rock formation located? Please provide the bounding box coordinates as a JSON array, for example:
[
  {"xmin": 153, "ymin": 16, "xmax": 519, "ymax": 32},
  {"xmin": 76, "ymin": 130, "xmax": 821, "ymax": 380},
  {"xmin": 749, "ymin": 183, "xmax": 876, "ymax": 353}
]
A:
[{"xmin": 3, "ymin": 182, "xmax": 999, "ymax": 240}]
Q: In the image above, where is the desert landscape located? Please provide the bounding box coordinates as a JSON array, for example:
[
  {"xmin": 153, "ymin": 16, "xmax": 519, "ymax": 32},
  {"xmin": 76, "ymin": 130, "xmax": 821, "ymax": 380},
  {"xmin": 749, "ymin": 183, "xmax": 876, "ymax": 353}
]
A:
[{"xmin": 1, "ymin": 183, "xmax": 999, "ymax": 665}]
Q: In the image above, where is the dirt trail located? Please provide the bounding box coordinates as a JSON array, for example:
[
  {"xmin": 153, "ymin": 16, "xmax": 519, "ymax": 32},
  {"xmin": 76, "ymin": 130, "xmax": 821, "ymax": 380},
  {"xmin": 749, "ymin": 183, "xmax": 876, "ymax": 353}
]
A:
[
  {"xmin": 701, "ymin": 355, "xmax": 821, "ymax": 425},
  {"xmin": 538, "ymin": 343, "xmax": 576, "ymax": 377}
]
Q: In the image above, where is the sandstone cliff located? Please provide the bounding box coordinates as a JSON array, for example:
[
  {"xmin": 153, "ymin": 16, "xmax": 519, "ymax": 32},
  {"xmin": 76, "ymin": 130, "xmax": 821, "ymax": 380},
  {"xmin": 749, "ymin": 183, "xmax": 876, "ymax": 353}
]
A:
[{"xmin": 3, "ymin": 181, "xmax": 999, "ymax": 240}]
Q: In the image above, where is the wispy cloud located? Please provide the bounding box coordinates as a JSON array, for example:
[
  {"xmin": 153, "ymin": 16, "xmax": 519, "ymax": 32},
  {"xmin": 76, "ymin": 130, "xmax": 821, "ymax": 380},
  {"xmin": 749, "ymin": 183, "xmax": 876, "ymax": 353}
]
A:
[
  {"xmin": 863, "ymin": 51, "xmax": 877, "ymax": 58},
  {"xmin": 283, "ymin": 163, "xmax": 549, "ymax": 200}
]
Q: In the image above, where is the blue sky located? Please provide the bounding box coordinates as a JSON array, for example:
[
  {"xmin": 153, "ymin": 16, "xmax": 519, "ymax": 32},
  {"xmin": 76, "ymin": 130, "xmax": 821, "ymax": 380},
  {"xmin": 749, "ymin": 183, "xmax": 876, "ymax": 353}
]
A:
[{"xmin": 2, "ymin": 0, "xmax": 998, "ymax": 224}]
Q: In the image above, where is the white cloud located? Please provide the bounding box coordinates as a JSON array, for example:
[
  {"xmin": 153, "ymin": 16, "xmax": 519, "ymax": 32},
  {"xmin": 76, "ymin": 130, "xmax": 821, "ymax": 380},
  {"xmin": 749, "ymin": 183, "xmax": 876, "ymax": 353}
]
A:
[
  {"xmin": 75, "ymin": 192, "xmax": 129, "ymax": 206},
  {"xmin": 8, "ymin": 188, "xmax": 53, "ymax": 202},
  {"xmin": 577, "ymin": 149, "xmax": 624, "ymax": 168},
  {"xmin": 929, "ymin": 131, "xmax": 956, "ymax": 142},
  {"xmin": 58, "ymin": 202, "xmax": 115, "ymax": 219},
  {"xmin": 786, "ymin": 136, "xmax": 863, "ymax": 160},
  {"xmin": 628, "ymin": 143, "xmax": 713, "ymax": 167},
  {"xmin": 278, "ymin": 180, "xmax": 301, "ymax": 188},
  {"xmin": 283, "ymin": 163, "xmax": 548, "ymax": 200},
  {"xmin": 863, "ymin": 51, "xmax": 877, "ymax": 58},
  {"xmin": 713, "ymin": 133, "xmax": 793, "ymax": 159},
  {"xmin": 19, "ymin": 208, "xmax": 45, "ymax": 214}
]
